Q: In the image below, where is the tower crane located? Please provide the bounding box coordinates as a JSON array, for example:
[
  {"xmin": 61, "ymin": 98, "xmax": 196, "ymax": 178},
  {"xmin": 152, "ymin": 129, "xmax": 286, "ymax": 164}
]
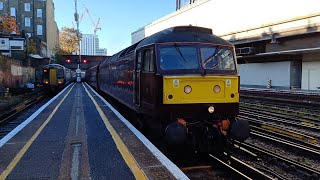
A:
[{"xmin": 82, "ymin": 3, "xmax": 101, "ymax": 36}]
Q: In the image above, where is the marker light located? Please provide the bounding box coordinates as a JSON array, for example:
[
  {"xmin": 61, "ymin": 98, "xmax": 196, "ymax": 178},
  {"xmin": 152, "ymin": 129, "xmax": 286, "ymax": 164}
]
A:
[
  {"xmin": 184, "ymin": 85, "xmax": 192, "ymax": 94},
  {"xmin": 213, "ymin": 85, "xmax": 221, "ymax": 93},
  {"xmin": 44, "ymin": 81, "xmax": 49, "ymax": 84},
  {"xmin": 208, "ymin": 106, "xmax": 215, "ymax": 113}
]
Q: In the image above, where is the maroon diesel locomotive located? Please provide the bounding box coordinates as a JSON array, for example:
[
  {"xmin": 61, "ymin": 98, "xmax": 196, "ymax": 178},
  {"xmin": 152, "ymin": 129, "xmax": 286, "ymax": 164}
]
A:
[{"xmin": 86, "ymin": 26, "xmax": 250, "ymax": 153}]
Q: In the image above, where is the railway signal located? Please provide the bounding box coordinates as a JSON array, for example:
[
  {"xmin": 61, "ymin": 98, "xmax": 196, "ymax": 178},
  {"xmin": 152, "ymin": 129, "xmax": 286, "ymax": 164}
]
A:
[{"xmin": 66, "ymin": 58, "xmax": 71, "ymax": 63}]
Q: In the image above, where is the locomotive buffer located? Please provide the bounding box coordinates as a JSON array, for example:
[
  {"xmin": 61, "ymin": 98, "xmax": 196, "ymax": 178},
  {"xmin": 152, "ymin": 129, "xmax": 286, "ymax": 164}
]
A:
[{"xmin": 0, "ymin": 83, "xmax": 187, "ymax": 179}]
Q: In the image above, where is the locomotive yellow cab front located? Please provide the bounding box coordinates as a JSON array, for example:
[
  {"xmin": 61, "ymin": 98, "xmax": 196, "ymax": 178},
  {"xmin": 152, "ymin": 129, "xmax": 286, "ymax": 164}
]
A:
[{"xmin": 163, "ymin": 75, "xmax": 239, "ymax": 104}]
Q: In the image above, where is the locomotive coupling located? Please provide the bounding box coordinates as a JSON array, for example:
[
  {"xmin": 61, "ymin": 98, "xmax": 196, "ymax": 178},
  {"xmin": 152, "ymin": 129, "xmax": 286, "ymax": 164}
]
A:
[
  {"xmin": 164, "ymin": 119, "xmax": 187, "ymax": 145},
  {"xmin": 230, "ymin": 118, "xmax": 250, "ymax": 141}
]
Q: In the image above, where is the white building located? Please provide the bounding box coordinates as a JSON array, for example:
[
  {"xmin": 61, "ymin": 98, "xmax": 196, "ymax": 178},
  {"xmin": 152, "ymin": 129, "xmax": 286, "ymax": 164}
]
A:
[
  {"xmin": 80, "ymin": 34, "xmax": 107, "ymax": 55},
  {"xmin": 96, "ymin": 48, "xmax": 107, "ymax": 56},
  {"xmin": 131, "ymin": 0, "xmax": 320, "ymax": 91},
  {"xmin": 81, "ymin": 34, "xmax": 96, "ymax": 55}
]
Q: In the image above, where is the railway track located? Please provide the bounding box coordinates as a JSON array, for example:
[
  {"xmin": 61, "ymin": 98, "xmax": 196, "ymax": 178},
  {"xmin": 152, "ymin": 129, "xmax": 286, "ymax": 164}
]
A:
[
  {"xmin": 240, "ymin": 109, "xmax": 320, "ymax": 138},
  {"xmin": 241, "ymin": 100, "xmax": 320, "ymax": 122},
  {"xmin": 0, "ymin": 92, "xmax": 50, "ymax": 139},
  {"xmin": 0, "ymin": 87, "xmax": 48, "ymax": 124},
  {"xmin": 240, "ymin": 115, "xmax": 319, "ymax": 144},
  {"xmin": 240, "ymin": 106, "xmax": 320, "ymax": 129},
  {"xmin": 250, "ymin": 126, "xmax": 320, "ymax": 151},
  {"xmin": 251, "ymin": 130, "xmax": 320, "ymax": 159},
  {"xmin": 235, "ymin": 141, "xmax": 320, "ymax": 179},
  {"xmin": 182, "ymin": 153, "xmax": 274, "ymax": 180},
  {"xmin": 240, "ymin": 88, "xmax": 320, "ymax": 105}
]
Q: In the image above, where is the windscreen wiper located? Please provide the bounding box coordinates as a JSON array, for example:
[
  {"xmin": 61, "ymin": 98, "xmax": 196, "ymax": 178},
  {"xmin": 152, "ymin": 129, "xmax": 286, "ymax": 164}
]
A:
[
  {"xmin": 174, "ymin": 44, "xmax": 188, "ymax": 62},
  {"xmin": 203, "ymin": 48, "xmax": 218, "ymax": 66}
]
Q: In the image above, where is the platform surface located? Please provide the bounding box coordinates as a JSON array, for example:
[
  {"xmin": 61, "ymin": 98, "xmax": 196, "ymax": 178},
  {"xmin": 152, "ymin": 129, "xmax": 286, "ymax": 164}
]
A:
[{"xmin": 0, "ymin": 83, "xmax": 188, "ymax": 179}]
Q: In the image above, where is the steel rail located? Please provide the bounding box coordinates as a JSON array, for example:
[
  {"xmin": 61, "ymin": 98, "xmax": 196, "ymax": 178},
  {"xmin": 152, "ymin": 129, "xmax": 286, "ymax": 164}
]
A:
[
  {"xmin": 0, "ymin": 95, "xmax": 45, "ymax": 125},
  {"xmin": 250, "ymin": 125, "xmax": 320, "ymax": 150},
  {"xmin": 209, "ymin": 153, "xmax": 273, "ymax": 180},
  {"xmin": 250, "ymin": 130, "xmax": 320, "ymax": 156},
  {"xmin": 240, "ymin": 108, "xmax": 320, "ymax": 131},
  {"xmin": 240, "ymin": 101, "xmax": 320, "ymax": 119},
  {"xmin": 240, "ymin": 104, "xmax": 320, "ymax": 126},
  {"xmin": 237, "ymin": 142, "xmax": 320, "ymax": 177},
  {"xmin": 240, "ymin": 115, "xmax": 319, "ymax": 143}
]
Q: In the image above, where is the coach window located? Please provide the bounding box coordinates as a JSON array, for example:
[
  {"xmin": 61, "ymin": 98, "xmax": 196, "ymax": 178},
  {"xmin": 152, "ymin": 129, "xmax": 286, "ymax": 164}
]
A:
[
  {"xmin": 143, "ymin": 49, "xmax": 154, "ymax": 72},
  {"xmin": 136, "ymin": 51, "xmax": 142, "ymax": 70}
]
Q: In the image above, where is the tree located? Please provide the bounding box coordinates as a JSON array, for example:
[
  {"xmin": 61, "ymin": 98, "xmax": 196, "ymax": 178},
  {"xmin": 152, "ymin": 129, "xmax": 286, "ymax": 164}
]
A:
[
  {"xmin": 0, "ymin": 14, "xmax": 19, "ymax": 35},
  {"xmin": 59, "ymin": 27, "xmax": 81, "ymax": 54},
  {"xmin": 26, "ymin": 38, "xmax": 37, "ymax": 55},
  {"xmin": 53, "ymin": 44, "xmax": 67, "ymax": 64}
]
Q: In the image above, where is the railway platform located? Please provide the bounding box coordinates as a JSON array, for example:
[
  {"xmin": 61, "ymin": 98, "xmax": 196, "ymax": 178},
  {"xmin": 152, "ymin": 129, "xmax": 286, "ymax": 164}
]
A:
[{"xmin": 0, "ymin": 83, "xmax": 188, "ymax": 179}]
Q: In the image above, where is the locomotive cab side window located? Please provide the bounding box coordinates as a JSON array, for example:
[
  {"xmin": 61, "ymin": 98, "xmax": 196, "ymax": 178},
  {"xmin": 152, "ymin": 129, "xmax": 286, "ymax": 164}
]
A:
[
  {"xmin": 143, "ymin": 49, "xmax": 154, "ymax": 72},
  {"xmin": 136, "ymin": 51, "xmax": 142, "ymax": 70}
]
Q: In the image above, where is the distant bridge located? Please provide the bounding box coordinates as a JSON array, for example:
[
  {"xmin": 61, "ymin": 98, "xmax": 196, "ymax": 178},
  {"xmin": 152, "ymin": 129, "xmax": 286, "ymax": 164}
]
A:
[{"xmin": 60, "ymin": 55, "xmax": 110, "ymax": 70}]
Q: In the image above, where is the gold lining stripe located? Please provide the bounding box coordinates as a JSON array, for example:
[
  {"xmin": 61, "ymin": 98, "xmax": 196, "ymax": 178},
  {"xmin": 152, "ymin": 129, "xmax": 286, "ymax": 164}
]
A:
[{"xmin": 83, "ymin": 83, "xmax": 147, "ymax": 180}]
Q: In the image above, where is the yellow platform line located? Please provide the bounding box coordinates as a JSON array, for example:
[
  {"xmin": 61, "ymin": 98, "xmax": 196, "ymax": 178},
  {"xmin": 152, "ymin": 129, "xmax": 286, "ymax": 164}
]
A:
[
  {"xmin": 0, "ymin": 84, "xmax": 75, "ymax": 179},
  {"xmin": 82, "ymin": 83, "xmax": 147, "ymax": 180}
]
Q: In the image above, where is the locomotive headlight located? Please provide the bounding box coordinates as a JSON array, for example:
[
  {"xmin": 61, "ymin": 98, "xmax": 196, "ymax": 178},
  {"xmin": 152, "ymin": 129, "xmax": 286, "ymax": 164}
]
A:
[
  {"xmin": 184, "ymin": 85, "xmax": 192, "ymax": 94},
  {"xmin": 213, "ymin": 85, "xmax": 221, "ymax": 93},
  {"xmin": 58, "ymin": 79, "xmax": 64, "ymax": 83},
  {"xmin": 208, "ymin": 106, "xmax": 215, "ymax": 113}
]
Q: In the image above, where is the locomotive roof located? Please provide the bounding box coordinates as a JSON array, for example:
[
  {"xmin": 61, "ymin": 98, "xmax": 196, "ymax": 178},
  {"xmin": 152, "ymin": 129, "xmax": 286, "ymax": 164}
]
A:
[
  {"xmin": 99, "ymin": 26, "xmax": 233, "ymax": 65},
  {"xmin": 136, "ymin": 26, "xmax": 232, "ymax": 49}
]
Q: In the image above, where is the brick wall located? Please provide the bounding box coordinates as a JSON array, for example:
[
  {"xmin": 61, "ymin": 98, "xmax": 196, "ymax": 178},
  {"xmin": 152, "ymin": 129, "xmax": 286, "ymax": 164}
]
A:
[{"xmin": 0, "ymin": 56, "xmax": 46, "ymax": 88}]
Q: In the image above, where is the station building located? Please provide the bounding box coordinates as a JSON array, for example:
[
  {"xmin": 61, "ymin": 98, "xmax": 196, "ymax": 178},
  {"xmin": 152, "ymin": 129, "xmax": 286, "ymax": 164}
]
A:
[{"xmin": 132, "ymin": 0, "xmax": 320, "ymax": 91}]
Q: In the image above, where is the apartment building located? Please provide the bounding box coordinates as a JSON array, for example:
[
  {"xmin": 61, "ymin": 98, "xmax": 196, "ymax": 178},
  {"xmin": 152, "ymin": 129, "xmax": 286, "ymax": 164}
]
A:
[{"xmin": 0, "ymin": 0, "xmax": 59, "ymax": 58}]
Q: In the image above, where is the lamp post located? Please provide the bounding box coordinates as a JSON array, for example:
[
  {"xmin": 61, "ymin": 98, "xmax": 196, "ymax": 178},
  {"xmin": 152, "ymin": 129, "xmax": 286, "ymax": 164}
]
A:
[
  {"xmin": 74, "ymin": 0, "xmax": 81, "ymax": 67},
  {"xmin": 74, "ymin": 0, "xmax": 81, "ymax": 82}
]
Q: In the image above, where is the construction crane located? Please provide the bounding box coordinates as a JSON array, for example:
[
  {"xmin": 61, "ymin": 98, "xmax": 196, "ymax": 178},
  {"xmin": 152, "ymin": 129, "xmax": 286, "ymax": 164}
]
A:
[{"xmin": 82, "ymin": 3, "xmax": 101, "ymax": 36}]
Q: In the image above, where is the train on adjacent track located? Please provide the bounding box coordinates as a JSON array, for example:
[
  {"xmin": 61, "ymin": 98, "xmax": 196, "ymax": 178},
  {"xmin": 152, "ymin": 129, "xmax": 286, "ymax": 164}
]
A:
[
  {"xmin": 42, "ymin": 64, "xmax": 75, "ymax": 92},
  {"xmin": 85, "ymin": 26, "xmax": 250, "ymax": 153}
]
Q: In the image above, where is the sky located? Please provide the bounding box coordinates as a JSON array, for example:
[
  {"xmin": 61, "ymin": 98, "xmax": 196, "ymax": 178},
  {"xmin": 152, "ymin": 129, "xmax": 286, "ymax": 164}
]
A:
[{"xmin": 54, "ymin": 0, "xmax": 176, "ymax": 55}]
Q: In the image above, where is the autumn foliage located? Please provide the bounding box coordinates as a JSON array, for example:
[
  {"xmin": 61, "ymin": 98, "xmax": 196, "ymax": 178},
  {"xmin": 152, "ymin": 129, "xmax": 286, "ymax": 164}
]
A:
[
  {"xmin": 0, "ymin": 14, "xmax": 19, "ymax": 35},
  {"xmin": 59, "ymin": 27, "xmax": 81, "ymax": 54}
]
